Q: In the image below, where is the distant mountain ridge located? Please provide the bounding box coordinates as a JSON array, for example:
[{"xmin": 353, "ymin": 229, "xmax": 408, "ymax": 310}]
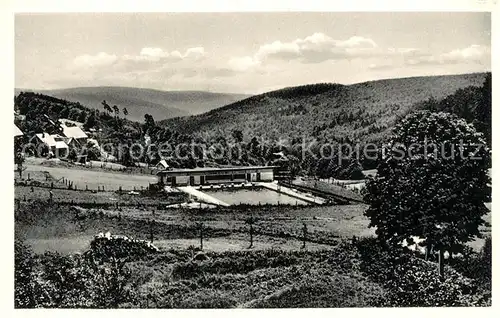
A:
[
  {"xmin": 160, "ymin": 73, "xmax": 488, "ymax": 144},
  {"xmin": 14, "ymin": 86, "xmax": 249, "ymax": 122}
]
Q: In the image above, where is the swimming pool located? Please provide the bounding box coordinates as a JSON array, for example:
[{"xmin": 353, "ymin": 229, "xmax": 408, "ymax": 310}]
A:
[{"xmin": 205, "ymin": 187, "xmax": 309, "ymax": 206}]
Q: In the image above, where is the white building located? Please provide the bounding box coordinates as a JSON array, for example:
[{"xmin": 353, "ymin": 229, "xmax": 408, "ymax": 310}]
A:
[{"xmin": 33, "ymin": 133, "xmax": 69, "ymax": 157}]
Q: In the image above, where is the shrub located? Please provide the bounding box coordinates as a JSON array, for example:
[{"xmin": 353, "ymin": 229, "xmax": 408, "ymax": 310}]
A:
[
  {"xmin": 178, "ymin": 289, "xmax": 238, "ymax": 308},
  {"xmin": 15, "ymin": 240, "xmax": 40, "ymax": 308},
  {"xmin": 356, "ymin": 238, "xmax": 488, "ymax": 306},
  {"xmin": 90, "ymin": 232, "xmax": 159, "ymax": 261}
]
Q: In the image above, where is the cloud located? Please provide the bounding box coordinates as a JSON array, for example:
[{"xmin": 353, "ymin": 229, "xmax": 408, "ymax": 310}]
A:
[
  {"xmin": 68, "ymin": 46, "xmax": 210, "ymax": 80},
  {"xmin": 441, "ymin": 45, "xmax": 490, "ymax": 64},
  {"xmin": 226, "ymin": 33, "xmax": 383, "ymax": 72},
  {"xmin": 72, "ymin": 46, "xmax": 206, "ymax": 71},
  {"xmin": 406, "ymin": 45, "xmax": 490, "ymax": 66},
  {"xmin": 228, "ymin": 33, "xmax": 491, "ymax": 74},
  {"xmin": 228, "ymin": 56, "xmax": 261, "ymax": 72},
  {"xmin": 62, "ymin": 45, "xmax": 237, "ymax": 90},
  {"xmin": 139, "ymin": 47, "xmax": 170, "ymax": 60},
  {"xmin": 183, "ymin": 47, "xmax": 205, "ymax": 60},
  {"xmin": 72, "ymin": 52, "xmax": 117, "ymax": 69},
  {"xmin": 368, "ymin": 63, "xmax": 396, "ymax": 71},
  {"xmin": 254, "ymin": 33, "xmax": 378, "ymax": 64},
  {"xmin": 367, "ymin": 44, "xmax": 491, "ymax": 72}
]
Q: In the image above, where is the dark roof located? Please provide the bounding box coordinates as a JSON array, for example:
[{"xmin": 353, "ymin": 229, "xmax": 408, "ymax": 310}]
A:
[{"xmin": 157, "ymin": 165, "xmax": 277, "ymax": 176}]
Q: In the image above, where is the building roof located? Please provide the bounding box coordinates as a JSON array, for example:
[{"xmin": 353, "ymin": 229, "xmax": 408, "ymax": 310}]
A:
[
  {"xmin": 156, "ymin": 159, "xmax": 169, "ymax": 169},
  {"xmin": 35, "ymin": 133, "xmax": 57, "ymax": 147},
  {"xmin": 157, "ymin": 165, "xmax": 278, "ymax": 176},
  {"xmin": 14, "ymin": 124, "xmax": 23, "ymax": 137},
  {"xmin": 55, "ymin": 141, "xmax": 69, "ymax": 149},
  {"xmin": 62, "ymin": 125, "xmax": 88, "ymax": 139},
  {"xmin": 35, "ymin": 133, "xmax": 68, "ymax": 149}
]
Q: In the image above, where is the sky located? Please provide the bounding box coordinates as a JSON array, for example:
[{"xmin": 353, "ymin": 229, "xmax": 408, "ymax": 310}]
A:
[{"xmin": 15, "ymin": 12, "xmax": 491, "ymax": 94}]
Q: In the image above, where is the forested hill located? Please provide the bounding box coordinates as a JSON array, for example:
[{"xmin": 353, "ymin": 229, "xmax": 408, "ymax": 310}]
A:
[
  {"xmin": 14, "ymin": 72, "xmax": 491, "ymax": 176},
  {"xmin": 15, "ymin": 87, "xmax": 249, "ymax": 122},
  {"xmin": 160, "ymin": 73, "xmax": 488, "ymax": 144}
]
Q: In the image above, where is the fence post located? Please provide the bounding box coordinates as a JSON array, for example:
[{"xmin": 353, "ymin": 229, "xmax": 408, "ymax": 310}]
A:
[
  {"xmin": 249, "ymin": 215, "xmax": 254, "ymax": 249},
  {"xmin": 199, "ymin": 223, "xmax": 204, "ymax": 250},
  {"xmin": 149, "ymin": 219, "xmax": 155, "ymax": 243},
  {"xmin": 86, "ymin": 185, "xmax": 88, "ymax": 191},
  {"xmin": 438, "ymin": 248, "xmax": 445, "ymax": 280},
  {"xmin": 302, "ymin": 223, "xmax": 307, "ymax": 249},
  {"xmin": 17, "ymin": 199, "xmax": 20, "ymax": 210},
  {"xmin": 425, "ymin": 244, "xmax": 430, "ymax": 261}
]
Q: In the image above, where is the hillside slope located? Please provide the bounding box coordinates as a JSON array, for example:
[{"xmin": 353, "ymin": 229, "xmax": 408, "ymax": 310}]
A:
[
  {"xmin": 15, "ymin": 87, "xmax": 249, "ymax": 122},
  {"xmin": 161, "ymin": 73, "xmax": 488, "ymax": 143}
]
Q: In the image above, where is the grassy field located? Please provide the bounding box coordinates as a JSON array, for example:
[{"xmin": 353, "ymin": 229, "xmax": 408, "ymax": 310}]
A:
[
  {"xmin": 15, "ymin": 196, "xmax": 371, "ymax": 254},
  {"xmin": 23, "ymin": 164, "xmax": 157, "ymax": 191},
  {"xmin": 14, "ymin": 185, "xmax": 185, "ymax": 207},
  {"xmin": 15, "ymin": 162, "xmax": 490, "ymax": 254},
  {"xmin": 14, "ymin": 186, "xmax": 491, "ymax": 308}
]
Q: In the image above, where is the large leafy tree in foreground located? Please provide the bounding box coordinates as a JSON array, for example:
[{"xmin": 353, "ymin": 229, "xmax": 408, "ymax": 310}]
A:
[{"xmin": 363, "ymin": 111, "xmax": 490, "ymax": 263}]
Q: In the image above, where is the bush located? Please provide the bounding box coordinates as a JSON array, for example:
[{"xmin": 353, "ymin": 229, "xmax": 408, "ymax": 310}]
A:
[
  {"xmin": 449, "ymin": 237, "xmax": 491, "ymax": 299},
  {"xmin": 250, "ymin": 274, "xmax": 385, "ymax": 308},
  {"xmin": 15, "ymin": 240, "xmax": 40, "ymax": 308},
  {"xmin": 356, "ymin": 238, "xmax": 488, "ymax": 306},
  {"xmin": 178, "ymin": 289, "xmax": 238, "ymax": 308},
  {"xmin": 90, "ymin": 232, "xmax": 159, "ymax": 261}
]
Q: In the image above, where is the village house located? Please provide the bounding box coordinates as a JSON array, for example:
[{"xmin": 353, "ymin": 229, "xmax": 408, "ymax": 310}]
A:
[
  {"xmin": 60, "ymin": 124, "xmax": 88, "ymax": 146},
  {"xmin": 14, "ymin": 124, "xmax": 23, "ymax": 138},
  {"xmin": 32, "ymin": 133, "xmax": 69, "ymax": 158},
  {"xmin": 14, "ymin": 124, "xmax": 24, "ymax": 152}
]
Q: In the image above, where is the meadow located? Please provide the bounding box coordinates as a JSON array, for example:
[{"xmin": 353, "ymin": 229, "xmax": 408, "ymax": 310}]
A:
[
  {"xmin": 22, "ymin": 164, "xmax": 157, "ymax": 191},
  {"xmin": 14, "ymin": 163, "xmax": 492, "ymax": 308}
]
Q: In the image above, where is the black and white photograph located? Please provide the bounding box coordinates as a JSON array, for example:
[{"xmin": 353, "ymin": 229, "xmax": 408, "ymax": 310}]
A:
[{"xmin": 10, "ymin": 7, "xmax": 493, "ymax": 309}]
